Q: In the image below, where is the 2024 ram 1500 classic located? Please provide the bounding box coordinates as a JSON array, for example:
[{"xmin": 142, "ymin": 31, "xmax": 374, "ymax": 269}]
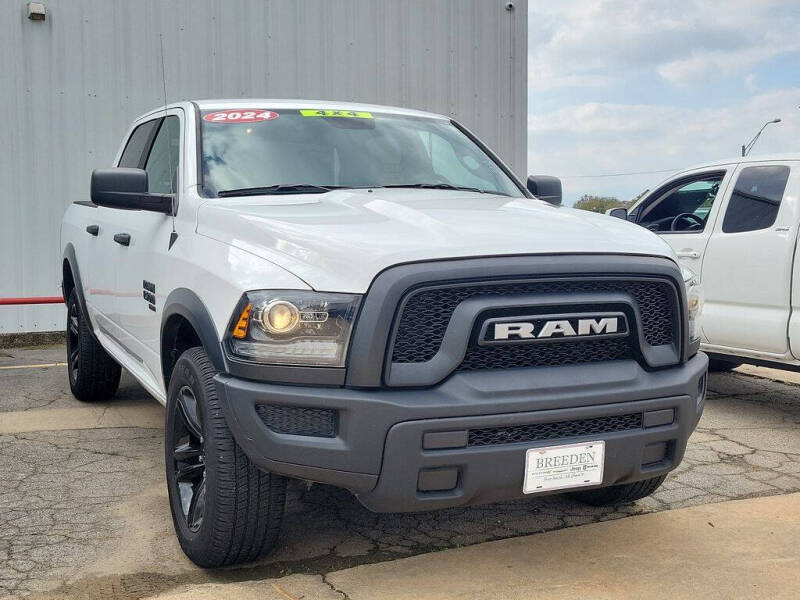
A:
[{"xmin": 61, "ymin": 100, "xmax": 707, "ymax": 567}]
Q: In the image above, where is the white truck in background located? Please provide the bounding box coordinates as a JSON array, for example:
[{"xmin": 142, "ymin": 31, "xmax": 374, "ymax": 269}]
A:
[{"xmin": 609, "ymin": 154, "xmax": 800, "ymax": 372}]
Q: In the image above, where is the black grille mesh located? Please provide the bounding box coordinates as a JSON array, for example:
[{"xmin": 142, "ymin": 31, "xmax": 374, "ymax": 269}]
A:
[
  {"xmin": 468, "ymin": 413, "xmax": 643, "ymax": 447},
  {"xmin": 256, "ymin": 404, "xmax": 336, "ymax": 437},
  {"xmin": 458, "ymin": 338, "xmax": 631, "ymax": 372},
  {"xmin": 391, "ymin": 279, "xmax": 675, "ymax": 365}
]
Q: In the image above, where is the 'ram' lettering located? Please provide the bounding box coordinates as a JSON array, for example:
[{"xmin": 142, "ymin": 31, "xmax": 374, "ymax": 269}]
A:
[
  {"xmin": 494, "ymin": 323, "xmax": 535, "ymax": 339},
  {"xmin": 537, "ymin": 320, "xmax": 576, "ymax": 338},
  {"xmin": 577, "ymin": 317, "xmax": 618, "ymax": 335},
  {"xmin": 488, "ymin": 315, "xmax": 624, "ymax": 343}
]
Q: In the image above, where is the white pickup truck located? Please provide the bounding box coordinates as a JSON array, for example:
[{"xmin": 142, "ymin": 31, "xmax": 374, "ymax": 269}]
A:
[
  {"xmin": 609, "ymin": 154, "xmax": 800, "ymax": 373},
  {"xmin": 61, "ymin": 100, "xmax": 707, "ymax": 567}
]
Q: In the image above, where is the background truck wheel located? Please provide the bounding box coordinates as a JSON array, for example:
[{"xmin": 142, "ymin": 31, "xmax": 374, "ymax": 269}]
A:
[
  {"xmin": 66, "ymin": 289, "xmax": 121, "ymax": 402},
  {"xmin": 708, "ymin": 358, "xmax": 742, "ymax": 372},
  {"xmin": 165, "ymin": 347, "xmax": 286, "ymax": 568},
  {"xmin": 569, "ymin": 475, "xmax": 667, "ymax": 506}
]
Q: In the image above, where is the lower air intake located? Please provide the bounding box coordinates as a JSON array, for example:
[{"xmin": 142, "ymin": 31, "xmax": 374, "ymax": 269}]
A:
[
  {"xmin": 255, "ymin": 404, "xmax": 337, "ymax": 438},
  {"xmin": 468, "ymin": 413, "xmax": 643, "ymax": 447}
]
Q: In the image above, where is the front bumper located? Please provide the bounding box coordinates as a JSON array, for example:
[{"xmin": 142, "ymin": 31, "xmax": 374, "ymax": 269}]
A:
[{"xmin": 215, "ymin": 353, "xmax": 708, "ymax": 512}]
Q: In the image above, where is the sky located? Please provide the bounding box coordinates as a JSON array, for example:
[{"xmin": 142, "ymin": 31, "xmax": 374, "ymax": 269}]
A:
[{"xmin": 527, "ymin": 0, "xmax": 800, "ymax": 206}]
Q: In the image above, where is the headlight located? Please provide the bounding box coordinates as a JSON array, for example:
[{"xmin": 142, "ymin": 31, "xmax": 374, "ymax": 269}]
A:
[
  {"xmin": 227, "ymin": 291, "xmax": 361, "ymax": 366},
  {"xmin": 681, "ymin": 266, "xmax": 703, "ymax": 344}
]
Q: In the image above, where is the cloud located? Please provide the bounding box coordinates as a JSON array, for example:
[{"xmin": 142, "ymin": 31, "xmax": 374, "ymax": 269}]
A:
[
  {"xmin": 528, "ymin": 89, "xmax": 800, "ymax": 205},
  {"xmin": 658, "ymin": 36, "xmax": 800, "ymax": 86},
  {"xmin": 530, "ymin": 0, "xmax": 800, "ymax": 90},
  {"xmin": 745, "ymin": 73, "xmax": 759, "ymax": 93}
]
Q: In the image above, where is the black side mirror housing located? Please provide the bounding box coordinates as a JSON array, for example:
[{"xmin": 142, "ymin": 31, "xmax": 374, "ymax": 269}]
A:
[
  {"xmin": 606, "ymin": 207, "xmax": 629, "ymax": 220},
  {"xmin": 90, "ymin": 168, "xmax": 173, "ymax": 214},
  {"xmin": 527, "ymin": 175, "xmax": 562, "ymax": 206}
]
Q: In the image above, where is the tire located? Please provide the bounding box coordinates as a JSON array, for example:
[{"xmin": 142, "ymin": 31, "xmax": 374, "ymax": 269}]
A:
[
  {"xmin": 708, "ymin": 358, "xmax": 741, "ymax": 372},
  {"xmin": 569, "ymin": 475, "xmax": 667, "ymax": 507},
  {"xmin": 66, "ymin": 290, "xmax": 121, "ymax": 402},
  {"xmin": 165, "ymin": 347, "xmax": 286, "ymax": 567}
]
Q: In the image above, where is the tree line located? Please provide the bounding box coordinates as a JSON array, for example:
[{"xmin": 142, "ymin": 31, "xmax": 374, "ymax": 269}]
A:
[{"xmin": 573, "ymin": 190, "xmax": 648, "ymax": 213}]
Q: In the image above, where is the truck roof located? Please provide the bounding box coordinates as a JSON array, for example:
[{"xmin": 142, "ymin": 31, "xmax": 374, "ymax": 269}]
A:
[
  {"xmin": 675, "ymin": 152, "xmax": 800, "ymax": 174},
  {"xmin": 643, "ymin": 152, "xmax": 800, "ymax": 193},
  {"xmin": 136, "ymin": 99, "xmax": 449, "ymax": 122}
]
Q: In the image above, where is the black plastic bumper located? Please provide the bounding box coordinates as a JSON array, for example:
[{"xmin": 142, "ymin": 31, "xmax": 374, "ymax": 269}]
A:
[{"xmin": 215, "ymin": 353, "xmax": 708, "ymax": 512}]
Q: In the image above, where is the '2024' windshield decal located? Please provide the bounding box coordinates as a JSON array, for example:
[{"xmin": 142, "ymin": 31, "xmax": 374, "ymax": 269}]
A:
[{"xmin": 202, "ymin": 110, "xmax": 279, "ymax": 123}]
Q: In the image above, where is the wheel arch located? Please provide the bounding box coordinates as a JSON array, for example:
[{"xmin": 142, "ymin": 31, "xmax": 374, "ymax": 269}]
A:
[
  {"xmin": 62, "ymin": 244, "xmax": 89, "ymax": 321},
  {"xmin": 160, "ymin": 288, "xmax": 225, "ymax": 388}
]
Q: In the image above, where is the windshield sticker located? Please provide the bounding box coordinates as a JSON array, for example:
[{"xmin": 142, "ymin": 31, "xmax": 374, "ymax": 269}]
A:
[
  {"xmin": 300, "ymin": 109, "xmax": 373, "ymax": 119},
  {"xmin": 203, "ymin": 110, "xmax": 279, "ymax": 123}
]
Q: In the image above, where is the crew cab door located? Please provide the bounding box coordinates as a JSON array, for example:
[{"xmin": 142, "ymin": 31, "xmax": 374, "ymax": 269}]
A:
[
  {"xmin": 701, "ymin": 162, "xmax": 797, "ymax": 355},
  {"xmin": 86, "ymin": 118, "xmax": 162, "ymax": 336},
  {"xmin": 631, "ymin": 168, "xmax": 733, "ymax": 279},
  {"xmin": 114, "ymin": 113, "xmax": 181, "ymax": 383}
]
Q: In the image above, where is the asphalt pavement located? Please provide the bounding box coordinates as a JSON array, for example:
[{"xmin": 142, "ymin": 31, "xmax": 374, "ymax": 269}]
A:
[{"xmin": 1, "ymin": 344, "xmax": 799, "ymax": 599}]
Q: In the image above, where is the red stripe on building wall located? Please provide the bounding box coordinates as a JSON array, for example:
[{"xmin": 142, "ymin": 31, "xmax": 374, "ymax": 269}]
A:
[{"xmin": 0, "ymin": 297, "xmax": 64, "ymax": 306}]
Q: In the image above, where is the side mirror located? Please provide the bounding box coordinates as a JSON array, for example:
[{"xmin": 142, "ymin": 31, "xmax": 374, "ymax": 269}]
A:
[
  {"xmin": 606, "ymin": 207, "xmax": 628, "ymax": 220},
  {"xmin": 90, "ymin": 168, "xmax": 173, "ymax": 214},
  {"xmin": 527, "ymin": 175, "xmax": 562, "ymax": 206}
]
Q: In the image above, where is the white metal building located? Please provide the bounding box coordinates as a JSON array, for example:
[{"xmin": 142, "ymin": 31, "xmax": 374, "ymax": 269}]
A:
[{"xmin": 0, "ymin": 0, "xmax": 528, "ymax": 334}]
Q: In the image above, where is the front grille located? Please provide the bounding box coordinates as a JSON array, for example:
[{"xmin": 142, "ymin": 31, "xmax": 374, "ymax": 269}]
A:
[
  {"xmin": 468, "ymin": 413, "xmax": 643, "ymax": 447},
  {"xmin": 391, "ymin": 278, "xmax": 675, "ymax": 366},
  {"xmin": 256, "ymin": 404, "xmax": 336, "ymax": 438},
  {"xmin": 458, "ymin": 338, "xmax": 631, "ymax": 372}
]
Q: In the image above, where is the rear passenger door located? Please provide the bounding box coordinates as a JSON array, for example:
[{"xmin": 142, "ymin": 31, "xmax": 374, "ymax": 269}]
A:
[{"xmin": 701, "ymin": 162, "xmax": 795, "ymax": 355}]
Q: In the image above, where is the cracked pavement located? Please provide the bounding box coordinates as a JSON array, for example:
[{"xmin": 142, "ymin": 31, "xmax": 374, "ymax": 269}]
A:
[{"xmin": 1, "ymin": 345, "xmax": 799, "ymax": 599}]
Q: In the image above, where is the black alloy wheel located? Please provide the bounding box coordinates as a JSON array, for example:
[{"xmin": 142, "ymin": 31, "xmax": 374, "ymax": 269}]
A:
[
  {"xmin": 171, "ymin": 385, "xmax": 207, "ymax": 532},
  {"xmin": 165, "ymin": 347, "xmax": 286, "ymax": 567},
  {"xmin": 64, "ymin": 289, "xmax": 121, "ymax": 402},
  {"xmin": 66, "ymin": 296, "xmax": 81, "ymax": 387}
]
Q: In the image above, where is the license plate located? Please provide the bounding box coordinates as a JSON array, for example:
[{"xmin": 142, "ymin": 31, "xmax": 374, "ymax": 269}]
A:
[{"xmin": 523, "ymin": 441, "xmax": 605, "ymax": 494}]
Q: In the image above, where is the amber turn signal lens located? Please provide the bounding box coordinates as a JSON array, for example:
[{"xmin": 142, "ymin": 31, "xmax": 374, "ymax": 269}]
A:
[{"xmin": 232, "ymin": 303, "xmax": 251, "ymax": 339}]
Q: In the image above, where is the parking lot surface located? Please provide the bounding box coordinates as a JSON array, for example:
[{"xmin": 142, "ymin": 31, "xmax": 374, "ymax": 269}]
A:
[{"xmin": 2, "ymin": 345, "xmax": 800, "ymax": 599}]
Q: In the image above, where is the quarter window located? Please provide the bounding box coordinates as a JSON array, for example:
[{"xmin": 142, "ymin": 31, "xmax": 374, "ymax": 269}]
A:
[
  {"xmin": 722, "ymin": 166, "xmax": 790, "ymax": 234},
  {"xmin": 145, "ymin": 116, "xmax": 180, "ymax": 194}
]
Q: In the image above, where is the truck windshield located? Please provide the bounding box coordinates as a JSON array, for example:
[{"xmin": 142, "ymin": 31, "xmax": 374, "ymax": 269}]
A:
[{"xmin": 199, "ymin": 109, "xmax": 524, "ymax": 198}]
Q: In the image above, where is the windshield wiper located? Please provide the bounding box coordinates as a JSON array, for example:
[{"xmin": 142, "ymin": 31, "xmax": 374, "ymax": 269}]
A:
[
  {"xmin": 217, "ymin": 182, "xmax": 510, "ymax": 197},
  {"xmin": 217, "ymin": 184, "xmax": 337, "ymax": 197},
  {"xmin": 383, "ymin": 183, "xmax": 486, "ymax": 193}
]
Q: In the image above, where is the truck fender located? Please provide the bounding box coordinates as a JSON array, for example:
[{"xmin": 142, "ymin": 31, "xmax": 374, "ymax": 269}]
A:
[
  {"xmin": 62, "ymin": 243, "xmax": 90, "ymax": 323},
  {"xmin": 160, "ymin": 288, "xmax": 226, "ymax": 373}
]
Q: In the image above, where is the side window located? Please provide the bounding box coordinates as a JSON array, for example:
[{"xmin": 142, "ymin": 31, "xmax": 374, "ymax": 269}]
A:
[
  {"xmin": 638, "ymin": 173, "xmax": 724, "ymax": 232},
  {"xmin": 721, "ymin": 166, "xmax": 790, "ymax": 234},
  {"xmin": 145, "ymin": 116, "xmax": 180, "ymax": 194},
  {"xmin": 118, "ymin": 120, "xmax": 160, "ymax": 168}
]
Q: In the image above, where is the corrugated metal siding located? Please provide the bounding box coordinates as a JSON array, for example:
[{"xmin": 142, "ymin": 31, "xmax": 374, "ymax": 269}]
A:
[{"xmin": 0, "ymin": 0, "xmax": 527, "ymax": 334}]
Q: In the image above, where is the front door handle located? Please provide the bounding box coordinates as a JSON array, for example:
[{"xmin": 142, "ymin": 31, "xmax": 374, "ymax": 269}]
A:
[
  {"xmin": 86, "ymin": 225, "xmax": 99, "ymax": 236},
  {"xmin": 676, "ymin": 250, "xmax": 701, "ymax": 259},
  {"xmin": 113, "ymin": 233, "xmax": 131, "ymax": 246}
]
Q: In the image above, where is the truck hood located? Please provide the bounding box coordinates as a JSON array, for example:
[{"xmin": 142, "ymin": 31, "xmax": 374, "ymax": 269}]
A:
[{"xmin": 197, "ymin": 188, "xmax": 677, "ymax": 293}]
